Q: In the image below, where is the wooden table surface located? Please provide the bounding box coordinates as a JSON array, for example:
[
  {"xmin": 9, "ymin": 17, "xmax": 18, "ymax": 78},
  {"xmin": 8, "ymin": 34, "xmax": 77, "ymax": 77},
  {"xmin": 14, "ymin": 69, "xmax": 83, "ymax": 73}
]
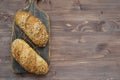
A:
[{"xmin": 1, "ymin": 0, "xmax": 120, "ymax": 80}]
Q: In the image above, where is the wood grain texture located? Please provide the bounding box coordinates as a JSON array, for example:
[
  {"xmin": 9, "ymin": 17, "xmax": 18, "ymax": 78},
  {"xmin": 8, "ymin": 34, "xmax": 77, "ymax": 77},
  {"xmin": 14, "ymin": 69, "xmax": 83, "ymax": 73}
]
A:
[{"xmin": 1, "ymin": 0, "xmax": 120, "ymax": 80}]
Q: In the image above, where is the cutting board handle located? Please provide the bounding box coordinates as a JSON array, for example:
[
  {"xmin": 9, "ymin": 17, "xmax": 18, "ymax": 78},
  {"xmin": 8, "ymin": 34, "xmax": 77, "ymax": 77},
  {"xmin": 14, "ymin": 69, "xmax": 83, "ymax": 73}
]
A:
[
  {"xmin": 28, "ymin": 0, "xmax": 38, "ymax": 3},
  {"xmin": 25, "ymin": 0, "xmax": 40, "ymax": 5},
  {"xmin": 24, "ymin": 0, "xmax": 41, "ymax": 13}
]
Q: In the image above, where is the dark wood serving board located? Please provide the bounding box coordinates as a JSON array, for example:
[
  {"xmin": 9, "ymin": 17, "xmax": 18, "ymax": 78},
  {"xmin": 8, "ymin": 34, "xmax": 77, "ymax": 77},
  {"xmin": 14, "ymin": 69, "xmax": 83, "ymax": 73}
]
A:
[{"xmin": 11, "ymin": 0, "xmax": 50, "ymax": 73}]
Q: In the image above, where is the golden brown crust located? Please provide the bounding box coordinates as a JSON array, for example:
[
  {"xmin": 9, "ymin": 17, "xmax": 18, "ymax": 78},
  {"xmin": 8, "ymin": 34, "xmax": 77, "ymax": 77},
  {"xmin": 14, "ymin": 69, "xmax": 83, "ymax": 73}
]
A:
[
  {"xmin": 11, "ymin": 39, "xmax": 49, "ymax": 75},
  {"xmin": 15, "ymin": 11, "xmax": 49, "ymax": 47}
]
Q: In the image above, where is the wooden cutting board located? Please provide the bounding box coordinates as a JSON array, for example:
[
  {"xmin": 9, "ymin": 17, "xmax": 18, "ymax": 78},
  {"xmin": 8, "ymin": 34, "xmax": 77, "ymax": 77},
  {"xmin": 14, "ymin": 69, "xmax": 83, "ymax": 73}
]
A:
[{"xmin": 11, "ymin": 0, "xmax": 50, "ymax": 73}]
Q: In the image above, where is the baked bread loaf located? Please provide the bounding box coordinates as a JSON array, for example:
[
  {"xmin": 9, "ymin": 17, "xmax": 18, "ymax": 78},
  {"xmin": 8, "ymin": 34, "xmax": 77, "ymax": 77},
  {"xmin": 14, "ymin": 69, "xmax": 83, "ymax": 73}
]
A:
[
  {"xmin": 15, "ymin": 11, "xmax": 49, "ymax": 47},
  {"xmin": 11, "ymin": 39, "xmax": 49, "ymax": 75}
]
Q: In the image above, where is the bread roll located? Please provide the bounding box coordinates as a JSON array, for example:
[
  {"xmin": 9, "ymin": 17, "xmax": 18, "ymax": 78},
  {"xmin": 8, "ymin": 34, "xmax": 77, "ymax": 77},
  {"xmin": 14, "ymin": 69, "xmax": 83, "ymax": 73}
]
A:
[
  {"xmin": 15, "ymin": 11, "xmax": 49, "ymax": 47},
  {"xmin": 11, "ymin": 39, "xmax": 49, "ymax": 75}
]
